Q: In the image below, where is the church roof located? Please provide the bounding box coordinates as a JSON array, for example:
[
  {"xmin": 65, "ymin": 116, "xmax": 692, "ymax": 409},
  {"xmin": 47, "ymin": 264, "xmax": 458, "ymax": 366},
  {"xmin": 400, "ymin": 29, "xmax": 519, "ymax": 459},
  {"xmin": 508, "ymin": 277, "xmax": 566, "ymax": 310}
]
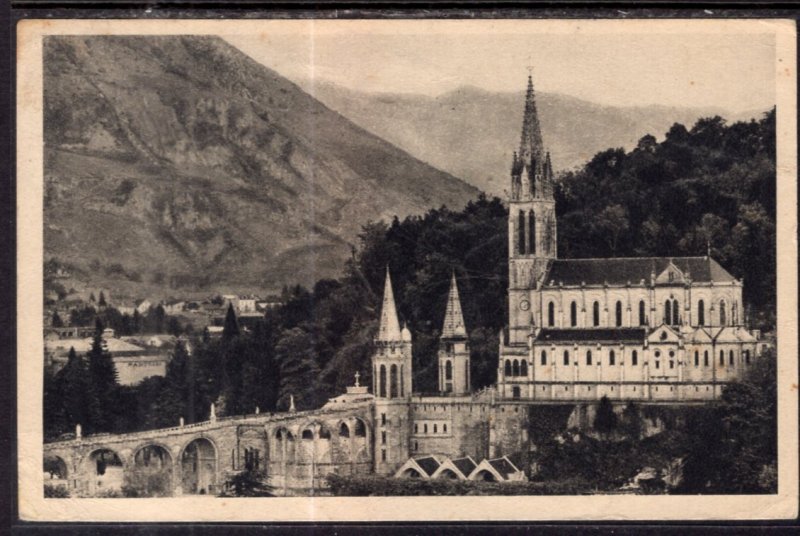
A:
[
  {"xmin": 452, "ymin": 456, "xmax": 478, "ymax": 477},
  {"xmin": 543, "ymin": 257, "xmax": 736, "ymax": 287},
  {"xmin": 487, "ymin": 456, "xmax": 521, "ymax": 478},
  {"xmin": 441, "ymin": 272, "xmax": 467, "ymax": 339},
  {"xmin": 376, "ymin": 267, "xmax": 402, "ymax": 342},
  {"xmin": 535, "ymin": 328, "xmax": 647, "ymax": 344}
]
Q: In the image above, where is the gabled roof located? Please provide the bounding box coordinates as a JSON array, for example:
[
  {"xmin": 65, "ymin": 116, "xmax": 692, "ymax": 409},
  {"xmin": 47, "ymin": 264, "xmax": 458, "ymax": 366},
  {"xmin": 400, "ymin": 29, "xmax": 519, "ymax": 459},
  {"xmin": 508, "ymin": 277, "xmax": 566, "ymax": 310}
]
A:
[
  {"xmin": 452, "ymin": 456, "xmax": 478, "ymax": 478},
  {"xmin": 415, "ymin": 456, "xmax": 441, "ymax": 477},
  {"xmin": 543, "ymin": 257, "xmax": 736, "ymax": 287},
  {"xmin": 647, "ymin": 324, "xmax": 681, "ymax": 344},
  {"xmin": 487, "ymin": 456, "xmax": 521, "ymax": 478},
  {"xmin": 685, "ymin": 327, "xmax": 713, "ymax": 343},
  {"xmin": 535, "ymin": 328, "xmax": 646, "ymax": 344}
]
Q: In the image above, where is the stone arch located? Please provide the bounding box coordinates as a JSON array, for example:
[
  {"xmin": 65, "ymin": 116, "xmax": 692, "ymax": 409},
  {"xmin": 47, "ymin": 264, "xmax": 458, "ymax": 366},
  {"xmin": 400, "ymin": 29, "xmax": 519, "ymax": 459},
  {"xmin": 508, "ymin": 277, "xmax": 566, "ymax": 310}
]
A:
[
  {"xmin": 338, "ymin": 421, "xmax": 350, "ymax": 438},
  {"xmin": 180, "ymin": 437, "xmax": 218, "ymax": 495},
  {"xmin": 131, "ymin": 443, "xmax": 174, "ymax": 497},
  {"xmin": 473, "ymin": 469, "xmax": 497, "ymax": 482},
  {"xmin": 402, "ymin": 467, "xmax": 423, "ymax": 478},
  {"xmin": 353, "ymin": 417, "xmax": 368, "ymax": 439},
  {"xmin": 439, "ymin": 468, "xmax": 459, "ymax": 480},
  {"xmin": 83, "ymin": 447, "xmax": 124, "ymax": 496},
  {"xmin": 44, "ymin": 454, "xmax": 69, "ymax": 481}
]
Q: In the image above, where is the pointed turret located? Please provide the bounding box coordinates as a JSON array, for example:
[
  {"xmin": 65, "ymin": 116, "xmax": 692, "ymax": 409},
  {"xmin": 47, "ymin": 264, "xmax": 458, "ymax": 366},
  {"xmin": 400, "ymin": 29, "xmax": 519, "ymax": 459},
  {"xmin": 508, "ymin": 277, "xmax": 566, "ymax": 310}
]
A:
[
  {"xmin": 442, "ymin": 272, "xmax": 467, "ymax": 340},
  {"xmin": 377, "ymin": 267, "xmax": 402, "ymax": 342}
]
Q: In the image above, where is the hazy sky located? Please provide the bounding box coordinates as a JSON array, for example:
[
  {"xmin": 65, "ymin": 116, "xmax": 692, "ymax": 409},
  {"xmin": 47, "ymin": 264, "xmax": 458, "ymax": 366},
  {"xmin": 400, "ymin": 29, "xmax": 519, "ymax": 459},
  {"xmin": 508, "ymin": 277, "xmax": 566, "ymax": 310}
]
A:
[{"xmin": 226, "ymin": 24, "xmax": 776, "ymax": 113}]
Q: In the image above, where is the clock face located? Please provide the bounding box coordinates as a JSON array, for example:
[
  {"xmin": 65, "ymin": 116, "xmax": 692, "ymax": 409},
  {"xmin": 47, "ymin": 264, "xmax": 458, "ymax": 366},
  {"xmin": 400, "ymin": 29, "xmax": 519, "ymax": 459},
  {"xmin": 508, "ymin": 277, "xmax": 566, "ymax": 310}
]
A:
[{"xmin": 519, "ymin": 300, "xmax": 530, "ymax": 311}]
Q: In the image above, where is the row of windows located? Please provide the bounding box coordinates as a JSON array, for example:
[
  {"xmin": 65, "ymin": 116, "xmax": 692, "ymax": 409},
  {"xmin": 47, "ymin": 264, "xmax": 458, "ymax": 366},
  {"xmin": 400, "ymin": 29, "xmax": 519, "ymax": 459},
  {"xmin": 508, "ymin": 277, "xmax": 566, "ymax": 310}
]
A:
[
  {"xmin": 413, "ymin": 423, "xmax": 448, "ymax": 434},
  {"xmin": 375, "ymin": 363, "xmax": 405, "ymax": 398},
  {"xmin": 544, "ymin": 299, "xmax": 738, "ymax": 327},
  {"xmin": 516, "ymin": 210, "xmax": 554, "ymax": 256},
  {"xmin": 508, "ymin": 348, "xmax": 751, "ymax": 372}
]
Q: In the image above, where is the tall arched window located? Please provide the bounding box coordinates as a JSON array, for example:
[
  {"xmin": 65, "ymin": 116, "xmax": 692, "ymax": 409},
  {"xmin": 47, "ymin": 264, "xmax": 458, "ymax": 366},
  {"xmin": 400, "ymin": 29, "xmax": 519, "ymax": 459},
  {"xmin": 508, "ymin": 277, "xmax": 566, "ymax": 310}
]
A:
[
  {"xmin": 541, "ymin": 350, "xmax": 547, "ymax": 365},
  {"xmin": 390, "ymin": 364, "xmax": 398, "ymax": 398},
  {"xmin": 664, "ymin": 300, "xmax": 671, "ymax": 325},
  {"xmin": 719, "ymin": 300, "xmax": 727, "ymax": 326},
  {"xmin": 504, "ymin": 360, "xmax": 511, "ymax": 377},
  {"xmin": 704, "ymin": 350, "xmax": 709, "ymax": 366},
  {"xmin": 639, "ymin": 300, "xmax": 646, "ymax": 326},
  {"xmin": 570, "ymin": 302, "xmax": 578, "ymax": 327},
  {"xmin": 744, "ymin": 350, "xmax": 751, "ymax": 364},
  {"xmin": 593, "ymin": 301, "xmax": 600, "ymax": 327},
  {"xmin": 698, "ymin": 299, "xmax": 705, "ymax": 326},
  {"xmin": 379, "ymin": 365, "xmax": 387, "ymax": 398},
  {"xmin": 719, "ymin": 350, "xmax": 725, "ymax": 366},
  {"xmin": 512, "ymin": 359, "xmax": 520, "ymax": 377},
  {"xmin": 586, "ymin": 350, "xmax": 593, "ymax": 365},
  {"xmin": 694, "ymin": 351, "xmax": 699, "ymax": 366},
  {"xmin": 615, "ymin": 301, "xmax": 623, "ymax": 327},
  {"xmin": 672, "ymin": 299, "xmax": 679, "ymax": 325},
  {"xmin": 563, "ymin": 350, "xmax": 570, "ymax": 366},
  {"xmin": 548, "ymin": 302, "xmax": 555, "ymax": 327},
  {"xmin": 632, "ymin": 350, "xmax": 638, "ymax": 366},
  {"xmin": 445, "ymin": 360, "xmax": 452, "ymax": 380},
  {"xmin": 518, "ymin": 210, "xmax": 526, "ymax": 255},
  {"xmin": 609, "ymin": 350, "xmax": 616, "ymax": 366},
  {"xmin": 520, "ymin": 360, "xmax": 528, "ymax": 377},
  {"xmin": 729, "ymin": 350, "xmax": 735, "ymax": 365},
  {"xmin": 400, "ymin": 365, "xmax": 405, "ymax": 397},
  {"xmin": 733, "ymin": 301, "xmax": 739, "ymax": 325},
  {"xmin": 529, "ymin": 211, "xmax": 536, "ymax": 254}
]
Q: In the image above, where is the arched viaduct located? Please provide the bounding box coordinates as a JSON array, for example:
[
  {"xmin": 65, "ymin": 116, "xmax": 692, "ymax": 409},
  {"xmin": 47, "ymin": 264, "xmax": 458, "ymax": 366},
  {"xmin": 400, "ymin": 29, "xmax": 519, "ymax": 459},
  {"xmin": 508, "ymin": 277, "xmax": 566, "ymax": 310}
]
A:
[{"xmin": 43, "ymin": 402, "xmax": 374, "ymax": 497}]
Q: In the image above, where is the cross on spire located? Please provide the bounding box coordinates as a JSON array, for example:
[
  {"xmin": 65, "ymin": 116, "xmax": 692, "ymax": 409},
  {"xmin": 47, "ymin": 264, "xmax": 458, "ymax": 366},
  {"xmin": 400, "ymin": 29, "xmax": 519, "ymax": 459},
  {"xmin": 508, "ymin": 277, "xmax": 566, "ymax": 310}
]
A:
[{"xmin": 354, "ymin": 371, "xmax": 360, "ymax": 387}]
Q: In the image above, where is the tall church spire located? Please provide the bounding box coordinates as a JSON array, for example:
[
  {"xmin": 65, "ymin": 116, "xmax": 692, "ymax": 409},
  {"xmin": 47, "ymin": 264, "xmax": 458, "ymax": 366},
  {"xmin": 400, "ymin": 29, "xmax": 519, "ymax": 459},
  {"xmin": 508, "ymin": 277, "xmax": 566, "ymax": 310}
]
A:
[
  {"xmin": 377, "ymin": 267, "xmax": 402, "ymax": 342},
  {"xmin": 442, "ymin": 272, "xmax": 467, "ymax": 339},
  {"xmin": 518, "ymin": 74, "xmax": 545, "ymax": 162}
]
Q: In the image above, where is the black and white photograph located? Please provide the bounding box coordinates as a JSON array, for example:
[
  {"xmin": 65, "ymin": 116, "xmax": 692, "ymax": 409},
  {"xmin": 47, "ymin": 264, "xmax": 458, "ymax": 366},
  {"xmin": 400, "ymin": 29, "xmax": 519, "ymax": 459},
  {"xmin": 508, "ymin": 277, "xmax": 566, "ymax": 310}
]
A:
[{"xmin": 15, "ymin": 17, "xmax": 798, "ymax": 522}]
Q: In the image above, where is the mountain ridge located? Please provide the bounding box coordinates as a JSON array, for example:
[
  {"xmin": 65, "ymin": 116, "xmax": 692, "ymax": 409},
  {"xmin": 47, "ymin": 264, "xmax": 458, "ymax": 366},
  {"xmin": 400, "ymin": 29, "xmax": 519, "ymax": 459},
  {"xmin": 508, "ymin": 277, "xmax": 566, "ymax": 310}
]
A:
[{"xmin": 43, "ymin": 36, "xmax": 478, "ymax": 299}]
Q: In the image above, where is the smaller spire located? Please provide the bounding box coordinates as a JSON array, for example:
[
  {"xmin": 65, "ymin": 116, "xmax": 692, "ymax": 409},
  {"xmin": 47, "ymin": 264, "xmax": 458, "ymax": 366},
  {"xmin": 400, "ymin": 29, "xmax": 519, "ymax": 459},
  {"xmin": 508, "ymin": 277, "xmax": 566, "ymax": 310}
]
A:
[
  {"xmin": 441, "ymin": 271, "xmax": 467, "ymax": 339},
  {"xmin": 377, "ymin": 266, "xmax": 402, "ymax": 342}
]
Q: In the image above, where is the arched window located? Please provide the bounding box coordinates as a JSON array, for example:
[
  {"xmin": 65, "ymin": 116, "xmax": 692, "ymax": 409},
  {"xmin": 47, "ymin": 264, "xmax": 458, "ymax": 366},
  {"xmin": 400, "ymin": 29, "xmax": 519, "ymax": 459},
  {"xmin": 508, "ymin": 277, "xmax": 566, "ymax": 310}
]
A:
[
  {"xmin": 704, "ymin": 350, "xmax": 709, "ymax": 366},
  {"xmin": 694, "ymin": 350, "xmax": 699, "ymax": 366},
  {"xmin": 504, "ymin": 360, "xmax": 511, "ymax": 377},
  {"xmin": 593, "ymin": 301, "xmax": 600, "ymax": 327},
  {"xmin": 664, "ymin": 300, "xmax": 671, "ymax": 325},
  {"xmin": 719, "ymin": 350, "xmax": 725, "ymax": 366},
  {"xmin": 615, "ymin": 301, "xmax": 623, "ymax": 327},
  {"xmin": 719, "ymin": 300, "xmax": 727, "ymax": 326},
  {"xmin": 586, "ymin": 350, "xmax": 592, "ymax": 365},
  {"xmin": 540, "ymin": 350, "xmax": 547, "ymax": 366},
  {"xmin": 379, "ymin": 365, "xmax": 387, "ymax": 398},
  {"xmin": 570, "ymin": 302, "xmax": 578, "ymax": 327},
  {"xmin": 390, "ymin": 364, "xmax": 398, "ymax": 398},
  {"xmin": 729, "ymin": 350, "xmax": 735, "ymax": 365},
  {"xmin": 744, "ymin": 350, "xmax": 751, "ymax": 364},
  {"xmin": 548, "ymin": 302, "xmax": 555, "ymax": 327},
  {"xmin": 563, "ymin": 350, "xmax": 570, "ymax": 366},
  {"xmin": 632, "ymin": 350, "xmax": 638, "ymax": 366},
  {"xmin": 445, "ymin": 360, "xmax": 452, "ymax": 380},
  {"xmin": 339, "ymin": 423, "xmax": 350, "ymax": 438},
  {"xmin": 518, "ymin": 210, "xmax": 526, "ymax": 255},
  {"xmin": 512, "ymin": 359, "xmax": 520, "ymax": 377},
  {"xmin": 400, "ymin": 365, "xmax": 405, "ymax": 397},
  {"xmin": 433, "ymin": 424, "xmax": 438, "ymax": 434},
  {"xmin": 698, "ymin": 299, "xmax": 705, "ymax": 326},
  {"xmin": 609, "ymin": 350, "xmax": 616, "ymax": 366},
  {"xmin": 639, "ymin": 300, "xmax": 647, "ymax": 326},
  {"xmin": 520, "ymin": 360, "xmax": 528, "ymax": 377},
  {"xmin": 529, "ymin": 211, "xmax": 536, "ymax": 254},
  {"xmin": 672, "ymin": 299, "xmax": 680, "ymax": 325}
]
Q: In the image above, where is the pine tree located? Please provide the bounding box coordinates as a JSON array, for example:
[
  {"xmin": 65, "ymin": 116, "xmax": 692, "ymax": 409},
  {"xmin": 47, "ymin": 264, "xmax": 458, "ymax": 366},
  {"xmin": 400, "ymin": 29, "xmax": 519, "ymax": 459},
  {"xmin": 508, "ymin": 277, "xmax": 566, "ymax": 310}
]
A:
[
  {"xmin": 222, "ymin": 303, "xmax": 239, "ymax": 341},
  {"xmin": 98, "ymin": 291, "xmax": 107, "ymax": 307},
  {"xmin": 57, "ymin": 347, "xmax": 92, "ymax": 434},
  {"xmin": 132, "ymin": 309, "xmax": 142, "ymax": 333},
  {"xmin": 593, "ymin": 395, "xmax": 618, "ymax": 438},
  {"xmin": 51, "ymin": 310, "xmax": 64, "ymax": 328},
  {"xmin": 275, "ymin": 327, "xmax": 320, "ymax": 410},
  {"xmin": 86, "ymin": 324, "xmax": 119, "ymax": 432}
]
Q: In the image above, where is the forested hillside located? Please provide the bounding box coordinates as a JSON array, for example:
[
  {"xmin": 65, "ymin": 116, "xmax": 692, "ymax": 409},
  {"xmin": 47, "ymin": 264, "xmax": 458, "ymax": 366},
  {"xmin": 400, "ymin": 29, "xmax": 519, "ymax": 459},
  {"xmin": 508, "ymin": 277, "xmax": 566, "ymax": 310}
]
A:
[{"xmin": 45, "ymin": 111, "xmax": 776, "ymax": 440}]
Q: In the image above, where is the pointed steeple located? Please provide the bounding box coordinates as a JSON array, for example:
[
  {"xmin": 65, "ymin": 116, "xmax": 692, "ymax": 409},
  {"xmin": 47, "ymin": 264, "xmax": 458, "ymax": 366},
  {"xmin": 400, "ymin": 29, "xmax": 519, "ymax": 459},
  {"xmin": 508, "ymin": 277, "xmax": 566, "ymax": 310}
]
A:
[
  {"xmin": 377, "ymin": 267, "xmax": 402, "ymax": 342},
  {"xmin": 518, "ymin": 74, "xmax": 545, "ymax": 163},
  {"xmin": 441, "ymin": 271, "xmax": 467, "ymax": 339}
]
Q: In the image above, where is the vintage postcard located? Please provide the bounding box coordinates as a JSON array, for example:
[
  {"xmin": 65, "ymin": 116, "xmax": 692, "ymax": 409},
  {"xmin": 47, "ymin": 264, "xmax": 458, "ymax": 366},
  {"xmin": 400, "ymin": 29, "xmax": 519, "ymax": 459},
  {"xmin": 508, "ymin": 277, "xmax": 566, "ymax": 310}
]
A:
[{"xmin": 16, "ymin": 18, "xmax": 798, "ymax": 522}]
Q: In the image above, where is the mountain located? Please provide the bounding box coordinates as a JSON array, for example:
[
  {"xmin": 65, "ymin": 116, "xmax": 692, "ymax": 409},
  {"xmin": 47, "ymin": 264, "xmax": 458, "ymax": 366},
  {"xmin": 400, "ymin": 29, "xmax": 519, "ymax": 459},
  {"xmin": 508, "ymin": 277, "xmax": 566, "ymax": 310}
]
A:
[
  {"xmin": 300, "ymin": 80, "xmax": 767, "ymax": 195},
  {"xmin": 43, "ymin": 36, "xmax": 478, "ymax": 298}
]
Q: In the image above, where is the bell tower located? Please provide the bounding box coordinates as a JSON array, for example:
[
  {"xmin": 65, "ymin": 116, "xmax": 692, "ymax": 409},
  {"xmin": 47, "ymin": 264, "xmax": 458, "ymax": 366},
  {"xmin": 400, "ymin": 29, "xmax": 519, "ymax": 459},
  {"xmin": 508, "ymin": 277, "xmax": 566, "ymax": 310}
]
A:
[
  {"xmin": 508, "ymin": 73, "xmax": 557, "ymax": 344},
  {"xmin": 438, "ymin": 272, "xmax": 471, "ymax": 395},
  {"xmin": 372, "ymin": 267, "xmax": 412, "ymax": 474}
]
